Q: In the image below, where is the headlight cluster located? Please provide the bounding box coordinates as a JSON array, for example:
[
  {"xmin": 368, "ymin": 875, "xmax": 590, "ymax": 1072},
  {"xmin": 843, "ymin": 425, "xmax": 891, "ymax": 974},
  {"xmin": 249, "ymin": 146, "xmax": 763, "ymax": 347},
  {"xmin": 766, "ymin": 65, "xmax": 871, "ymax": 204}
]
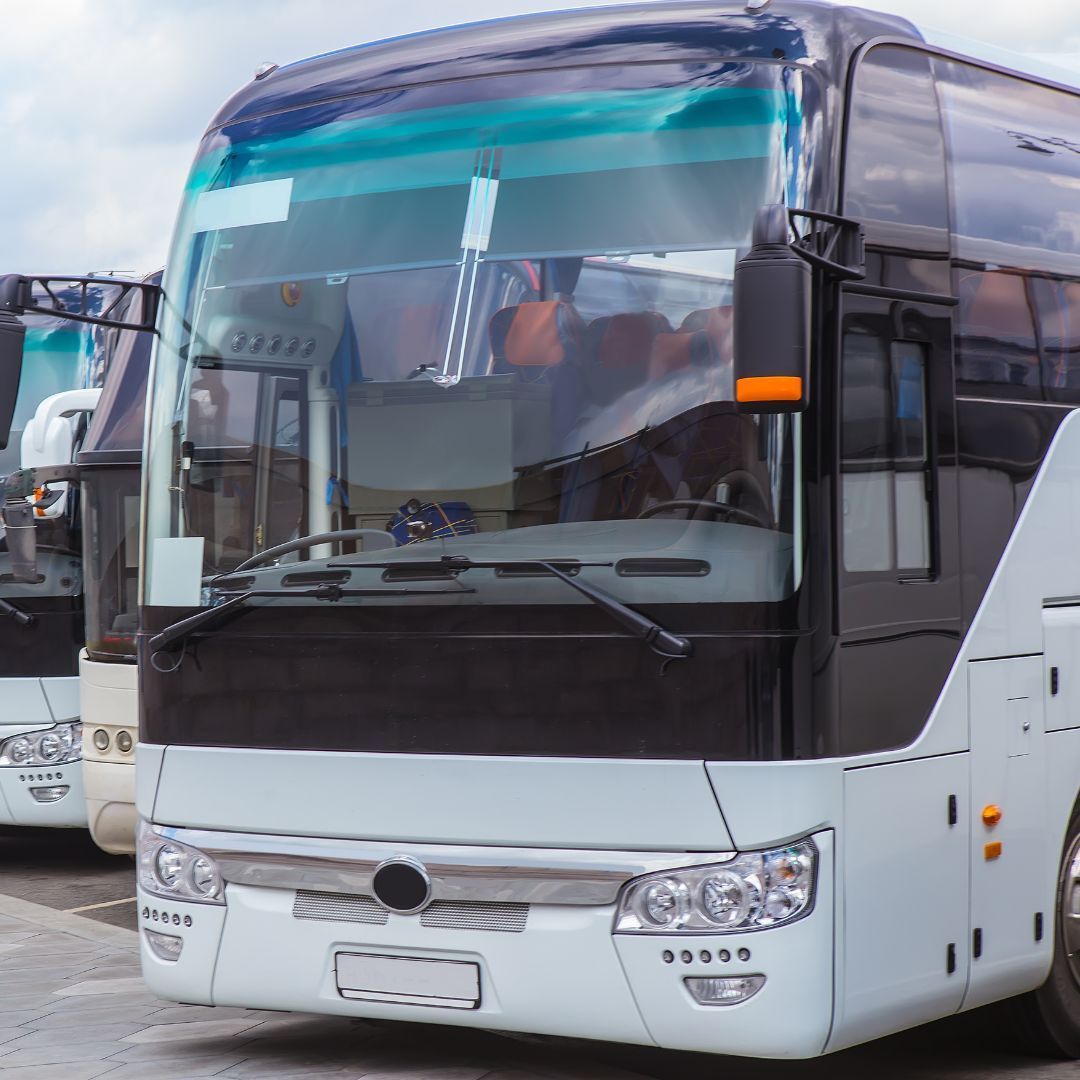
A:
[
  {"xmin": 0, "ymin": 721, "xmax": 83, "ymax": 766},
  {"xmin": 138, "ymin": 820, "xmax": 225, "ymax": 905},
  {"xmin": 614, "ymin": 840, "xmax": 816, "ymax": 934}
]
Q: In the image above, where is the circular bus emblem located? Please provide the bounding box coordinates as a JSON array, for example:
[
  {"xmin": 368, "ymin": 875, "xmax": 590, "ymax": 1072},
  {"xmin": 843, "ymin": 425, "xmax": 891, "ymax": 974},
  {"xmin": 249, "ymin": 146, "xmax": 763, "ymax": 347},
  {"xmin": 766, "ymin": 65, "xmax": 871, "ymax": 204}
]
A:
[{"xmin": 371, "ymin": 856, "xmax": 432, "ymax": 914}]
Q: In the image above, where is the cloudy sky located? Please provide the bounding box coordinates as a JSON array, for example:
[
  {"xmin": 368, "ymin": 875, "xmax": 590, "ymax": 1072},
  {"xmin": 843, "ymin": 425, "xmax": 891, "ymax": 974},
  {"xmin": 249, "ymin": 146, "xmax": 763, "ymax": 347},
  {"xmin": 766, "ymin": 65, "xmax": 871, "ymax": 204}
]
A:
[{"xmin": 1, "ymin": 0, "xmax": 1077, "ymax": 275}]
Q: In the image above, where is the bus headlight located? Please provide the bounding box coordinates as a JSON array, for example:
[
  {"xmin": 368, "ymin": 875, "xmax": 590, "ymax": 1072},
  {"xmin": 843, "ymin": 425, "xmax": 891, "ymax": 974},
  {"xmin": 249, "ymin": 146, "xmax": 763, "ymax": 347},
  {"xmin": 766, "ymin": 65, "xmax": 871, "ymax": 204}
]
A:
[
  {"xmin": 138, "ymin": 820, "xmax": 225, "ymax": 905},
  {"xmin": 0, "ymin": 722, "xmax": 83, "ymax": 766},
  {"xmin": 614, "ymin": 839, "xmax": 816, "ymax": 934}
]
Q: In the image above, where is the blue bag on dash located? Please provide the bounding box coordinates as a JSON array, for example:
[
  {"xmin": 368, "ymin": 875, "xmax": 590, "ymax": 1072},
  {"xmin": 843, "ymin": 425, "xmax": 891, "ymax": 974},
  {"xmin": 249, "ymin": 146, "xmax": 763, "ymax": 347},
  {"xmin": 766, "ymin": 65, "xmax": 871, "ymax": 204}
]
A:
[{"xmin": 387, "ymin": 499, "xmax": 479, "ymax": 546}]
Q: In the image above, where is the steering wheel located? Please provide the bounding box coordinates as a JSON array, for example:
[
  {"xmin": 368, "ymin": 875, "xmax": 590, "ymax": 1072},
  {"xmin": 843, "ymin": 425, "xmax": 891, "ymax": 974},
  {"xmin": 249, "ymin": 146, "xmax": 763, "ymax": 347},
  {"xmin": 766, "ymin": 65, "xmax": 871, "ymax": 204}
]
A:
[{"xmin": 636, "ymin": 498, "xmax": 762, "ymax": 527}]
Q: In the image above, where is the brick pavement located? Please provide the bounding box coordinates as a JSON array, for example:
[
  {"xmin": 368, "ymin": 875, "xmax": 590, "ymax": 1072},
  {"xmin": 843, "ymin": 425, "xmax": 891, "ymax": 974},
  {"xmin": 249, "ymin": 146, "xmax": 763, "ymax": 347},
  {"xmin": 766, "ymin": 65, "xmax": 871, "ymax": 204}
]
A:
[{"xmin": 0, "ymin": 893, "xmax": 648, "ymax": 1080}]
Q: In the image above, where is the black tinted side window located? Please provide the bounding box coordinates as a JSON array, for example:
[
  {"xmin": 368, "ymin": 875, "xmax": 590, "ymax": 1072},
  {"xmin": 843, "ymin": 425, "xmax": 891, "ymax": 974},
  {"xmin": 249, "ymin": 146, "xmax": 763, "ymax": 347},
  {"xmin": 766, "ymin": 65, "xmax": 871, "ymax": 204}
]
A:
[{"xmin": 845, "ymin": 47, "xmax": 949, "ymax": 235}]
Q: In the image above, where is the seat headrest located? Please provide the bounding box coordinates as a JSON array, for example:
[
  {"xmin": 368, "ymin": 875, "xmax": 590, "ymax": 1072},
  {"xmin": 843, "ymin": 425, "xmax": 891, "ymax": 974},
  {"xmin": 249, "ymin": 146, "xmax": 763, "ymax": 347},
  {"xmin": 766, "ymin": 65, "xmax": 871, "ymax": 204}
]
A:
[
  {"xmin": 489, "ymin": 300, "xmax": 583, "ymax": 367},
  {"xmin": 650, "ymin": 330, "xmax": 712, "ymax": 377},
  {"xmin": 588, "ymin": 311, "xmax": 672, "ymax": 370}
]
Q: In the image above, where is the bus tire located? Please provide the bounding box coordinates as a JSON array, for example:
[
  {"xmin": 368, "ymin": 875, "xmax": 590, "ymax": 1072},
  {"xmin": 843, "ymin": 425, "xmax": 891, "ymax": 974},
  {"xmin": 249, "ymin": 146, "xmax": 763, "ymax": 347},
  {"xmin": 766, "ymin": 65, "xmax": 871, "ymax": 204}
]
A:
[{"xmin": 1010, "ymin": 805, "xmax": 1080, "ymax": 1058}]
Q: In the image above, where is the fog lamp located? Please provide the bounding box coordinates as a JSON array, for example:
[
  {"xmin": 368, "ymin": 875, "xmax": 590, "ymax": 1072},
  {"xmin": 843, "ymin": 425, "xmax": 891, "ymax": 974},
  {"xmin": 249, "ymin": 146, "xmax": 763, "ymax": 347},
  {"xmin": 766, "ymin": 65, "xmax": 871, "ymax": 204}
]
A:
[
  {"xmin": 685, "ymin": 974, "xmax": 765, "ymax": 1006},
  {"xmin": 145, "ymin": 929, "xmax": 184, "ymax": 962},
  {"xmin": 92, "ymin": 729, "xmax": 110, "ymax": 752},
  {"xmin": 30, "ymin": 785, "xmax": 69, "ymax": 803},
  {"xmin": 116, "ymin": 731, "xmax": 133, "ymax": 753}
]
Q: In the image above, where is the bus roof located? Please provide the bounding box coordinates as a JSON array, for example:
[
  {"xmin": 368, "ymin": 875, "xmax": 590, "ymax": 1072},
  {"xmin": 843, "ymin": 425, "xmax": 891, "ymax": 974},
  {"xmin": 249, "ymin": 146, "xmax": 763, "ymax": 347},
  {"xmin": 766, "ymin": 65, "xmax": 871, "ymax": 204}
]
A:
[
  {"xmin": 205, "ymin": 1, "xmax": 922, "ymax": 134},
  {"xmin": 205, "ymin": 1, "xmax": 1078, "ymax": 137}
]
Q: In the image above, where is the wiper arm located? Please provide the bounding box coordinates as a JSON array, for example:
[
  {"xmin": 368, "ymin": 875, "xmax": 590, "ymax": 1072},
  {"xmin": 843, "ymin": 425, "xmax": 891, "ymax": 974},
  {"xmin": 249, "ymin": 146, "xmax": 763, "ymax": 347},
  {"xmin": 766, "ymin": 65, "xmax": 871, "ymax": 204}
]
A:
[
  {"xmin": 147, "ymin": 582, "xmax": 474, "ymax": 658},
  {"xmin": 330, "ymin": 555, "xmax": 693, "ymax": 663},
  {"xmin": 0, "ymin": 598, "xmax": 33, "ymax": 628}
]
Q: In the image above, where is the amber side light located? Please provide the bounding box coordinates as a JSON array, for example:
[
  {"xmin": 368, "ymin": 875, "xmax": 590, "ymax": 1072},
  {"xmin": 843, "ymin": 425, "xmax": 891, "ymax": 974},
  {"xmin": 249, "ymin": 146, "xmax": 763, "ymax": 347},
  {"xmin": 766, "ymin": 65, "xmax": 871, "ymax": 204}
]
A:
[
  {"xmin": 982, "ymin": 804, "xmax": 1003, "ymax": 827},
  {"xmin": 735, "ymin": 376, "xmax": 803, "ymax": 403}
]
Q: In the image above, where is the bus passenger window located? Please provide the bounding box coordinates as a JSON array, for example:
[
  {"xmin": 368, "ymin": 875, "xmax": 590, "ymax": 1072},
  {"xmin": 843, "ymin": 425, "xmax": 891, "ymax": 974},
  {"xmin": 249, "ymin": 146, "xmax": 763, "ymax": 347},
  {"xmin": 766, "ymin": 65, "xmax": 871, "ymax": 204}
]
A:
[{"xmin": 841, "ymin": 333, "xmax": 931, "ymax": 575}]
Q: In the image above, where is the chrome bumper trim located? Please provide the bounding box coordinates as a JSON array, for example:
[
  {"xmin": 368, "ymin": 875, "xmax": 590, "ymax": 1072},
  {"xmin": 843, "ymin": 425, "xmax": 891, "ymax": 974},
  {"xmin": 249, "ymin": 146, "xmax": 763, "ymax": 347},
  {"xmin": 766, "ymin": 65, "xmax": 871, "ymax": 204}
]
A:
[{"xmin": 157, "ymin": 825, "xmax": 735, "ymax": 906}]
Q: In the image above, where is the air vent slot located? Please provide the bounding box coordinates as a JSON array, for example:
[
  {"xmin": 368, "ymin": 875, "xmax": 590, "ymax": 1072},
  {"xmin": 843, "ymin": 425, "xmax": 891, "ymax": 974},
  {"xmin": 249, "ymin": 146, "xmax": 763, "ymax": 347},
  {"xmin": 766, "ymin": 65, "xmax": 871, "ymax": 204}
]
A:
[
  {"xmin": 281, "ymin": 570, "xmax": 351, "ymax": 587},
  {"xmin": 212, "ymin": 574, "xmax": 256, "ymax": 592},
  {"xmin": 616, "ymin": 559, "xmax": 710, "ymax": 577},
  {"xmin": 494, "ymin": 562, "xmax": 581, "ymax": 578},
  {"xmin": 381, "ymin": 567, "xmax": 459, "ymax": 583}
]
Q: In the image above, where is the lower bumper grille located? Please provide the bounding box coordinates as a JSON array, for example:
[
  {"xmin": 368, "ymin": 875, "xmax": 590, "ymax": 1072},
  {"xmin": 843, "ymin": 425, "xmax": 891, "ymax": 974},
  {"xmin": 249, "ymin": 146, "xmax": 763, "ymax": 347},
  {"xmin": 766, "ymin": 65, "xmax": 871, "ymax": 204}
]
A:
[{"xmin": 293, "ymin": 890, "xmax": 529, "ymax": 932}]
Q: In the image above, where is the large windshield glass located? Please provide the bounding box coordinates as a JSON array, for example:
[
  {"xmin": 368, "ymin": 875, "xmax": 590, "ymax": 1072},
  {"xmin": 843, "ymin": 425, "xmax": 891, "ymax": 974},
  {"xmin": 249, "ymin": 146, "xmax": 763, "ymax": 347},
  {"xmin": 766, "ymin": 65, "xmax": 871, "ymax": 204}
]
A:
[
  {"xmin": 145, "ymin": 62, "xmax": 816, "ymax": 608},
  {"xmin": 0, "ymin": 315, "xmax": 94, "ymax": 602}
]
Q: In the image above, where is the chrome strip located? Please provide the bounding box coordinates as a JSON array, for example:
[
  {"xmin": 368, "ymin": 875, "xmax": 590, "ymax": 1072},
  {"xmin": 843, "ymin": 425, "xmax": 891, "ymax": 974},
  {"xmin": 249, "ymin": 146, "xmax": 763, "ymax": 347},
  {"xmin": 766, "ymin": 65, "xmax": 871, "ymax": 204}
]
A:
[{"xmin": 157, "ymin": 825, "xmax": 735, "ymax": 906}]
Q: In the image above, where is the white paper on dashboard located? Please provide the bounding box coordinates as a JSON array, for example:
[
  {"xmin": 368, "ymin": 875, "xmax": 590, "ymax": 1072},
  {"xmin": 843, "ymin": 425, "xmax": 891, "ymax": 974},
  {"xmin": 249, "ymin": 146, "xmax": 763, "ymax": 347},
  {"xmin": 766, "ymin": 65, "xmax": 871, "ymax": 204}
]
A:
[
  {"xmin": 192, "ymin": 178, "xmax": 293, "ymax": 233},
  {"xmin": 149, "ymin": 537, "xmax": 205, "ymax": 607}
]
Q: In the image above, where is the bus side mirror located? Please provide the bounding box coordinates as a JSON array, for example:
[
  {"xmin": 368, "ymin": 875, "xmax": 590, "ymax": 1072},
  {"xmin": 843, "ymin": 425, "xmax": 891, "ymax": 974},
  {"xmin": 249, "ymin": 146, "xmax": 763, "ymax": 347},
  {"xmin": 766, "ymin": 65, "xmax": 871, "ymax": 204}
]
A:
[
  {"xmin": 733, "ymin": 204, "xmax": 811, "ymax": 413},
  {"xmin": 0, "ymin": 311, "xmax": 26, "ymax": 451}
]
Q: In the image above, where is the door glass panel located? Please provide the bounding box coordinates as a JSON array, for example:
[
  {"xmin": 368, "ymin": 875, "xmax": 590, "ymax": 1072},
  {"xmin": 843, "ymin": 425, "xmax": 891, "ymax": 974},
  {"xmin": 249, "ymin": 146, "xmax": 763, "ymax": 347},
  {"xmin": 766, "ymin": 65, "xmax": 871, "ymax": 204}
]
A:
[{"xmin": 841, "ymin": 332, "xmax": 931, "ymax": 575}]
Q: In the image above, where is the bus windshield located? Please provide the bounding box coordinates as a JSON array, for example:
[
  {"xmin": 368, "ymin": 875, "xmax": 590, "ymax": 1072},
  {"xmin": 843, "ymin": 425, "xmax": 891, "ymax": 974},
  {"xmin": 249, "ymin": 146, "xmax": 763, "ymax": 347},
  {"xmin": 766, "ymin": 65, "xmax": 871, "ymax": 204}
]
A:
[{"xmin": 145, "ymin": 61, "xmax": 817, "ymax": 608}]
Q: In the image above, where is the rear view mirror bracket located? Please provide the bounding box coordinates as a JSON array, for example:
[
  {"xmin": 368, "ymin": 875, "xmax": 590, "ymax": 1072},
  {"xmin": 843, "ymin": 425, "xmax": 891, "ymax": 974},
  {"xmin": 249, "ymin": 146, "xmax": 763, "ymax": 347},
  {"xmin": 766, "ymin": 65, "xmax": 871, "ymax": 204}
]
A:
[
  {"xmin": 0, "ymin": 274, "xmax": 161, "ymax": 334},
  {"xmin": 787, "ymin": 208, "xmax": 866, "ymax": 282}
]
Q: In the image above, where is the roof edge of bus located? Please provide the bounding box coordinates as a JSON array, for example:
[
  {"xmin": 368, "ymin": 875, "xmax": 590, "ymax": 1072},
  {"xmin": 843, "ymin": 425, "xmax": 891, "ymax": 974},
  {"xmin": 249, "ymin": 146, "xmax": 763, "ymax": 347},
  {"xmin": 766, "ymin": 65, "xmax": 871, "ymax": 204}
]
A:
[
  {"xmin": 200, "ymin": 1, "xmax": 923, "ymax": 137},
  {"xmin": 916, "ymin": 25, "xmax": 1080, "ymax": 92}
]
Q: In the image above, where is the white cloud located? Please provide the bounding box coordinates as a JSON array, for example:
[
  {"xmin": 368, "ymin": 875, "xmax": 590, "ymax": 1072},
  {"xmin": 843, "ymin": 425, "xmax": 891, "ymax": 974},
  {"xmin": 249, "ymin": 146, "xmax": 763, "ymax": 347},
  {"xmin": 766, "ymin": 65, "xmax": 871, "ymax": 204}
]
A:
[{"xmin": 0, "ymin": 0, "xmax": 1076, "ymax": 273}]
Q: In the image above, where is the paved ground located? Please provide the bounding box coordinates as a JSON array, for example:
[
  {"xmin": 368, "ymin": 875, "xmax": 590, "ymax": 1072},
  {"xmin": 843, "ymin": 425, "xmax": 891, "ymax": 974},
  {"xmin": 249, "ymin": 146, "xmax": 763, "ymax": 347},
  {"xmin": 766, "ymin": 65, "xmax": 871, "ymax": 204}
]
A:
[
  {"xmin": 0, "ymin": 829, "xmax": 135, "ymax": 931},
  {"xmin": 1, "ymin": 829, "xmax": 1079, "ymax": 1079}
]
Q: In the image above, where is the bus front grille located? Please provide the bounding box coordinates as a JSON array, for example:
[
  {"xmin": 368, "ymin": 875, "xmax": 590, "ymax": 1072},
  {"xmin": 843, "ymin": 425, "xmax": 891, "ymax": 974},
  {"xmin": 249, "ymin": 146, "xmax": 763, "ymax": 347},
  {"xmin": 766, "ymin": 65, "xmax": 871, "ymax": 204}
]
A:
[{"xmin": 292, "ymin": 890, "xmax": 530, "ymax": 932}]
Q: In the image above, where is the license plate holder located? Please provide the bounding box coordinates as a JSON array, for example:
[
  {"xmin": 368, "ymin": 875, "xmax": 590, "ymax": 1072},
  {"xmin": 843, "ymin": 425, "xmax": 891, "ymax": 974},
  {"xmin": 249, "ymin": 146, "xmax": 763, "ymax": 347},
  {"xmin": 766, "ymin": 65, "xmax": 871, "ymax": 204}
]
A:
[{"xmin": 335, "ymin": 952, "xmax": 480, "ymax": 1010}]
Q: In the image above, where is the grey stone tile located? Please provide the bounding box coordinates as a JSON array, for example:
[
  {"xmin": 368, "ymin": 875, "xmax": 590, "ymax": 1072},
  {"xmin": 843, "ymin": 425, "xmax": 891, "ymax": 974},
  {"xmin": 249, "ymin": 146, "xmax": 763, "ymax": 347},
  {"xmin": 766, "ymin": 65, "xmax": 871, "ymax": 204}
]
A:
[
  {"xmin": 21, "ymin": 1002, "xmax": 163, "ymax": 1029},
  {"xmin": 0, "ymin": 952, "xmax": 113, "ymax": 974},
  {"xmin": 0, "ymin": 962, "xmax": 101, "ymax": 986},
  {"xmin": 354, "ymin": 1067, "xmax": 490, "ymax": 1080},
  {"xmin": 53, "ymin": 976, "xmax": 146, "ymax": 998},
  {"xmin": 119, "ymin": 1015, "xmax": 265, "ymax": 1044},
  {"xmin": 0, "ymin": 1040, "xmax": 129, "ymax": 1067},
  {"xmin": 40, "ymin": 989, "xmax": 160, "ymax": 1013},
  {"xmin": 100, "ymin": 1061, "xmax": 251, "ymax": 1079},
  {"xmin": 0, "ymin": 1063, "xmax": 121, "ymax": 1080},
  {"xmin": 140, "ymin": 1004, "xmax": 268, "ymax": 1024},
  {"xmin": 4, "ymin": 1023, "xmax": 147, "ymax": 1048},
  {"xmin": 0, "ymin": 993, "xmax": 59, "ymax": 1014},
  {"xmin": 105, "ymin": 1042, "xmax": 254, "ymax": 1065}
]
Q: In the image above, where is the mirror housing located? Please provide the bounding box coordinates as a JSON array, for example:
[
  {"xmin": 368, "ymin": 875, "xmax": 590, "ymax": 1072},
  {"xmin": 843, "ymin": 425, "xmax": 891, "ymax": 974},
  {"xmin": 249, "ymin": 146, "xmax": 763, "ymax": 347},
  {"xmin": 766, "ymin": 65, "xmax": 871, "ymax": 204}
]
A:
[
  {"xmin": 0, "ymin": 312, "xmax": 26, "ymax": 450},
  {"xmin": 733, "ymin": 204, "xmax": 811, "ymax": 413}
]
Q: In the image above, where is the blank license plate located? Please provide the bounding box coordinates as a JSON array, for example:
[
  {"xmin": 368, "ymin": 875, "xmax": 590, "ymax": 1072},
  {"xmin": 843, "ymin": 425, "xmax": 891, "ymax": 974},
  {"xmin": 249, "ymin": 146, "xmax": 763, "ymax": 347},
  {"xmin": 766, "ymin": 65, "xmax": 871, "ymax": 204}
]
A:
[{"xmin": 336, "ymin": 952, "xmax": 480, "ymax": 1009}]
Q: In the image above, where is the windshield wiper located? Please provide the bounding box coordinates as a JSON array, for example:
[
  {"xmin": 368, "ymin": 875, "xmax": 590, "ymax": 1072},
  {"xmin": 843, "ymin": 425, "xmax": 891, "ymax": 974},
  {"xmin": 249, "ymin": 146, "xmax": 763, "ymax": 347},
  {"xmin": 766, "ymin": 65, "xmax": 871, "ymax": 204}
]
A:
[
  {"xmin": 147, "ymin": 582, "xmax": 474, "ymax": 658},
  {"xmin": 330, "ymin": 555, "xmax": 693, "ymax": 664},
  {"xmin": 0, "ymin": 598, "xmax": 33, "ymax": 628}
]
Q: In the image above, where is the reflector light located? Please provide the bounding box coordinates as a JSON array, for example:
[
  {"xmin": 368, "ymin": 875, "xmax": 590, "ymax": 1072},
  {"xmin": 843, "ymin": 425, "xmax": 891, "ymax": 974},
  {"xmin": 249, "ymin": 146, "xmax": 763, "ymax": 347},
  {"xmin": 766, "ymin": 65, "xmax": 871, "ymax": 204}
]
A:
[
  {"xmin": 144, "ymin": 929, "xmax": 184, "ymax": 962},
  {"xmin": 30, "ymin": 786, "xmax": 69, "ymax": 803},
  {"xmin": 985, "ymin": 841, "xmax": 1003, "ymax": 860},
  {"xmin": 735, "ymin": 376, "xmax": 803, "ymax": 403},
  {"xmin": 685, "ymin": 974, "xmax": 766, "ymax": 1006}
]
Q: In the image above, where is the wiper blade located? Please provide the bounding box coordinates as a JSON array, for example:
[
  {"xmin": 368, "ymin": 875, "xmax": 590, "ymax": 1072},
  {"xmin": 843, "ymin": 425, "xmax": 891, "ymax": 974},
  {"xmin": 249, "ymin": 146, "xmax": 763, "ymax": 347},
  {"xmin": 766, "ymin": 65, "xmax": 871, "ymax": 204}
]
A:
[
  {"xmin": 0, "ymin": 598, "xmax": 33, "ymax": 628},
  {"xmin": 147, "ymin": 582, "xmax": 473, "ymax": 657},
  {"xmin": 330, "ymin": 555, "xmax": 693, "ymax": 664}
]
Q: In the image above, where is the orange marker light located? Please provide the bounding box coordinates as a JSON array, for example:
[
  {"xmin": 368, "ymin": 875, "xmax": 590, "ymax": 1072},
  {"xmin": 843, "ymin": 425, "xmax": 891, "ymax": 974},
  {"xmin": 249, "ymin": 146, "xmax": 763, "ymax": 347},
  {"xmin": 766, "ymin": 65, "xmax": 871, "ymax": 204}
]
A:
[
  {"xmin": 984, "ymin": 841, "xmax": 1003, "ymax": 860},
  {"xmin": 735, "ymin": 376, "xmax": 803, "ymax": 403},
  {"xmin": 981, "ymin": 804, "xmax": 1003, "ymax": 827}
]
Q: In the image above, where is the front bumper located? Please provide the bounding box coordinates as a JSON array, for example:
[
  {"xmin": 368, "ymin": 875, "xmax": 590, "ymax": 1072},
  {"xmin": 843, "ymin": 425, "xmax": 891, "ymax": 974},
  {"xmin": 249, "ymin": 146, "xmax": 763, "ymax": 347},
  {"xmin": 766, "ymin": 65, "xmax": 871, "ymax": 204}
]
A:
[
  {"xmin": 85, "ymin": 759, "xmax": 136, "ymax": 854},
  {"xmin": 0, "ymin": 759, "xmax": 86, "ymax": 827},
  {"xmin": 138, "ymin": 830, "xmax": 834, "ymax": 1058}
]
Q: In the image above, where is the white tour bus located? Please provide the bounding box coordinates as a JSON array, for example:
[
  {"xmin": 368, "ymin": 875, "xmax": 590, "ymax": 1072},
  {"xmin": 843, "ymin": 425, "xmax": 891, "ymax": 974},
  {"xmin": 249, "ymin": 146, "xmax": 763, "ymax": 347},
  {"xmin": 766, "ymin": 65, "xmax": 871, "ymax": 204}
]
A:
[
  {"xmin": 0, "ymin": 300, "xmax": 101, "ymax": 829},
  {"xmin": 5, "ymin": 0, "xmax": 1080, "ymax": 1061}
]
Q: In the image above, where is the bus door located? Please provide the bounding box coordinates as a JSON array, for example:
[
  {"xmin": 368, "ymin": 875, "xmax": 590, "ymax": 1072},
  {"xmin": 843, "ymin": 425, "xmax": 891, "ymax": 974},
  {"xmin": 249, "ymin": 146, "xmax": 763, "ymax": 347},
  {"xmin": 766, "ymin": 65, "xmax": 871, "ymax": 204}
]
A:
[{"xmin": 835, "ymin": 291, "xmax": 969, "ymax": 1042}]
